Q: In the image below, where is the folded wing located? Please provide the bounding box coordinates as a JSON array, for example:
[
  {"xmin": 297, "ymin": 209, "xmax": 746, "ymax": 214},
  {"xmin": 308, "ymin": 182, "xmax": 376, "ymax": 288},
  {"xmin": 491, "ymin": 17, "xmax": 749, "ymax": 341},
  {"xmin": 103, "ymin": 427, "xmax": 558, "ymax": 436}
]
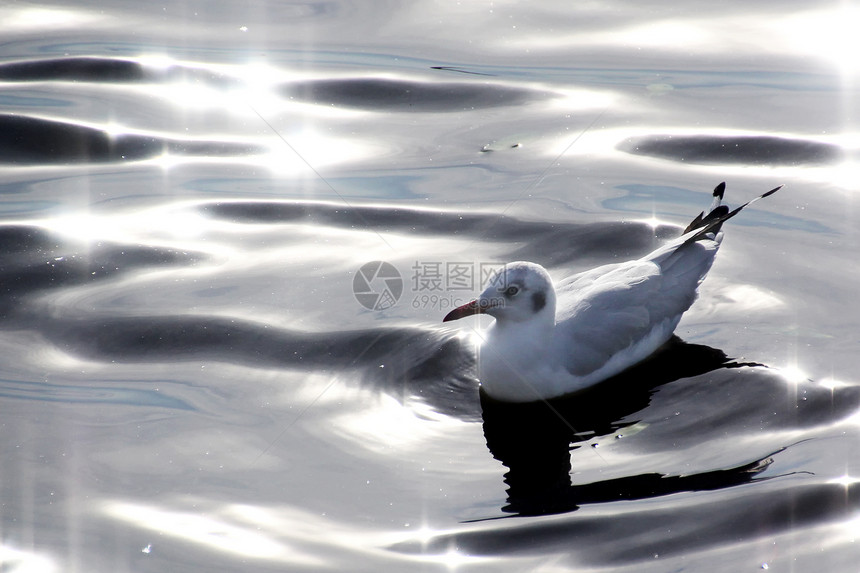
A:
[{"xmin": 554, "ymin": 205, "xmax": 727, "ymax": 377}]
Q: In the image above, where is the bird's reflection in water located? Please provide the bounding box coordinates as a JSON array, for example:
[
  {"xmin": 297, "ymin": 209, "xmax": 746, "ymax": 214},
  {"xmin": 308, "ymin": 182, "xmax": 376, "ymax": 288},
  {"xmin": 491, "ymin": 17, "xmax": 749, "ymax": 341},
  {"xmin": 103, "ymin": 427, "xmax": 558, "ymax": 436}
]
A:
[{"xmin": 479, "ymin": 337, "xmax": 774, "ymax": 517}]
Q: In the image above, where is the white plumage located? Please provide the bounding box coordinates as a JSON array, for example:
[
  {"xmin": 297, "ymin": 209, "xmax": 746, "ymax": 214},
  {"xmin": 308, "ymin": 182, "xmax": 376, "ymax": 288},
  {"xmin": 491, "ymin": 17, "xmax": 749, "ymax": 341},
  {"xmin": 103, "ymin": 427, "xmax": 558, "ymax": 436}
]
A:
[{"xmin": 443, "ymin": 182, "xmax": 782, "ymax": 402}]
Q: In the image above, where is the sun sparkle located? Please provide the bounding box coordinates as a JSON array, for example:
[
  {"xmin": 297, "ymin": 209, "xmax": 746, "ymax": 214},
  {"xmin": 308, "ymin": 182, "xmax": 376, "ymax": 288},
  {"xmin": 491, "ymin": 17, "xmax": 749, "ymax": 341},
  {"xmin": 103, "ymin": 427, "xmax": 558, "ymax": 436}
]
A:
[
  {"xmin": 776, "ymin": 364, "xmax": 810, "ymax": 385},
  {"xmin": 636, "ymin": 216, "xmax": 667, "ymax": 230},
  {"xmin": 828, "ymin": 474, "xmax": 860, "ymax": 488},
  {"xmin": 437, "ymin": 544, "xmax": 485, "ymax": 572},
  {"xmin": 136, "ymin": 53, "xmax": 178, "ymax": 71},
  {"xmin": 819, "ymin": 377, "xmax": 850, "ymax": 391}
]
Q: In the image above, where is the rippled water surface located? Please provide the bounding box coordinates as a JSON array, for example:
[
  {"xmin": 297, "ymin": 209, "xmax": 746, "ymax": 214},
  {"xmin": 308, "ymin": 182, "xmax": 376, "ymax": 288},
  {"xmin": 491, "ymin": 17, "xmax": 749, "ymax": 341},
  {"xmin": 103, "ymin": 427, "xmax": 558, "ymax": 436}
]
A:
[{"xmin": 1, "ymin": 2, "xmax": 859, "ymax": 572}]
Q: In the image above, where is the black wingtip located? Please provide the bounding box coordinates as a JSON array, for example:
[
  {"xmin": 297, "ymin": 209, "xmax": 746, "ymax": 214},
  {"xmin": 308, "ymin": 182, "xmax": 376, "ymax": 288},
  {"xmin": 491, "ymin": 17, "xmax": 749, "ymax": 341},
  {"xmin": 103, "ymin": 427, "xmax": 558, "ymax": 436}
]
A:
[
  {"xmin": 761, "ymin": 185, "xmax": 783, "ymax": 199},
  {"xmin": 682, "ymin": 205, "xmax": 728, "ymax": 235},
  {"xmin": 713, "ymin": 181, "xmax": 726, "ymax": 199},
  {"xmin": 680, "ymin": 183, "xmax": 783, "ymax": 247},
  {"xmin": 682, "ymin": 211, "xmax": 705, "ymax": 234}
]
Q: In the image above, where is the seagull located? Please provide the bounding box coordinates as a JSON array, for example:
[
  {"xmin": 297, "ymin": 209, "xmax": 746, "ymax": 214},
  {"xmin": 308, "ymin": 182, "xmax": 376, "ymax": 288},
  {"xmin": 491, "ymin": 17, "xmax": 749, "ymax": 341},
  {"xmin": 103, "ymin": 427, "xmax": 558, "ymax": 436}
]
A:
[{"xmin": 443, "ymin": 182, "xmax": 782, "ymax": 402}]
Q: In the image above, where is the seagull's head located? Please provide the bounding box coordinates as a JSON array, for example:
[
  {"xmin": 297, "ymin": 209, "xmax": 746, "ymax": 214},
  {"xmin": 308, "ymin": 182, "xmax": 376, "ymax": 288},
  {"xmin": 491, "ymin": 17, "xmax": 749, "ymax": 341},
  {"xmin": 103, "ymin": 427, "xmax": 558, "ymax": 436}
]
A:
[{"xmin": 443, "ymin": 261, "xmax": 556, "ymax": 325}]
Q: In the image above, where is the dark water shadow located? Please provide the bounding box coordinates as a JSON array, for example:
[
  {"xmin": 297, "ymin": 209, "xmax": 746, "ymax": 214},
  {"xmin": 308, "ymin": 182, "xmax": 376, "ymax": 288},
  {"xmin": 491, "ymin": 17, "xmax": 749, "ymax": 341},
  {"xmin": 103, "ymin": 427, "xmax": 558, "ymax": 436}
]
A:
[
  {"xmin": 389, "ymin": 341, "xmax": 860, "ymax": 560},
  {"xmin": 0, "ymin": 56, "xmax": 236, "ymax": 87},
  {"xmin": 282, "ymin": 77, "xmax": 551, "ymax": 112},
  {"xmin": 21, "ymin": 312, "xmax": 481, "ymax": 419},
  {"xmin": 620, "ymin": 134, "xmax": 843, "ymax": 166},
  {"xmin": 391, "ymin": 479, "xmax": 860, "ymax": 566},
  {"xmin": 475, "ymin": 335, "xmax": 860, "ymax": 518},
  {"xmin": 0, "ymin": 57, "xmax": 146, "ymax": 82},
  {"xmin": 202, "ymin": 200, "xmax": 680, "ymax": 267},
  {"xmin": 0, "ymin": 114, "xmax": 264, "ymax": 164},
  {"xmin": 478, "ymin": 337, "xmax": 756, "ymax": 517},
  {"xmin": 0, "ymin": 225, "xmax": 202, "ymax": 318},
  {"xmin": 0, "ymin": 223, "xmax": 473, "ymax": 417},
  {"xmin": 0, "ymin": 224, "xmax": 476, "ymax": 414}
]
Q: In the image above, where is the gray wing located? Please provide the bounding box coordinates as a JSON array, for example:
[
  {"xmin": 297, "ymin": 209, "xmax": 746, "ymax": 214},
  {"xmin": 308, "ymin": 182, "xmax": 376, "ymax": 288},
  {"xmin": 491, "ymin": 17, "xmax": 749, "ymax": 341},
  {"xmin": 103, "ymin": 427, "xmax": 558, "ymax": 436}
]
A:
[{"xmin": 554, "ymin": 240, "xmax": 718, "ymax": 376}]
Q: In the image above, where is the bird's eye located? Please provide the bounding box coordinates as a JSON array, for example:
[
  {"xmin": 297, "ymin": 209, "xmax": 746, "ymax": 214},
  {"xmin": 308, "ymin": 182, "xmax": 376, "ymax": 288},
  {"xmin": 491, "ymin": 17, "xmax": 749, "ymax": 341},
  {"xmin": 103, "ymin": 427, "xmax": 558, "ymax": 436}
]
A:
[{"xmin": 505, "ymin": 286, "xmax": 519, "ymax": 296}]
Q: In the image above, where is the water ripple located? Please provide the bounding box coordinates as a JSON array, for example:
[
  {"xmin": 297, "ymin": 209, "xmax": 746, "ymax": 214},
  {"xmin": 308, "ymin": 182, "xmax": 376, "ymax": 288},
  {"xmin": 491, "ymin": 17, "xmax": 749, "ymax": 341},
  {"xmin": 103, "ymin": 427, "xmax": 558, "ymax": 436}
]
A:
[{"xmin": 621, "ymin": 134, "xmax": 844, "ymax": 166}]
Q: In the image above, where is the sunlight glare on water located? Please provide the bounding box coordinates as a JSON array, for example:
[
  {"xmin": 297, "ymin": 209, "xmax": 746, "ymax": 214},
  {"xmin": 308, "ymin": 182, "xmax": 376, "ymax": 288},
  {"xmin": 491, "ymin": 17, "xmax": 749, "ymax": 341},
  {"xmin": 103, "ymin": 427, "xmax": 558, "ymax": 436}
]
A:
[
  {"xmin": 330, "ymin": 394, "xmax": 465, "ymax": 454},
  {"xmin": 778, "ymin": 5, "xmax": 860, "ymax": 78},
  {"xmin": 4, "ymin": 6, "xmax": 105, "ymax": 31},
  {"xmin": 45, "ymin": 206, "xmax": 212, "ymax": 247},
  {"xmin": 102, "ymin": 501, "xmax": 324, "ymax": 565},
  {"xmin": 0, "ymin": 545, "xmax": 57, "ymax": 573}
]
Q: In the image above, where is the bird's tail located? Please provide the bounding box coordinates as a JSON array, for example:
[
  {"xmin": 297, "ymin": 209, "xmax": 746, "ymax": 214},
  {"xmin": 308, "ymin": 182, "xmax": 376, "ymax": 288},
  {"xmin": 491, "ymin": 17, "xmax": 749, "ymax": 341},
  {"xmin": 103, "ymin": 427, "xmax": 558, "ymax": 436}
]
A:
[
  {"xmin": 648, "ymin": 182, "xmax": 783, "ymax": 271},
  {"xmin": 682, "ymin": 182, "xmax": 728, "ymax": 235},
  {"xmin": 679, "ymin": 182, "xmax": 783, "ymax": 247}
]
